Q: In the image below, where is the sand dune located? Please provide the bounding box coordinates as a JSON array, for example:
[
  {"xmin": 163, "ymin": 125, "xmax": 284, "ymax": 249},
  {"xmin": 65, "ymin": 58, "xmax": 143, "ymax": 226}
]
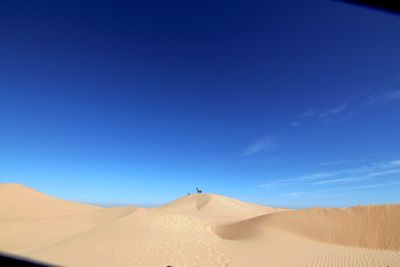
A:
[
  {"xmin": 213, "ymin": 205, "xmax": 400, "ymax": 250},
  {"xmin": 1, "ymin": 183, "xmax": 400, "ymax": 267},
  {"xmin": 158, "ymin": 193, "xmax": 286, "ymax": 223},
  {"xmin": 0, "ymin": 206, "xmax": 137, "ymax": 253},
  {"xmin": 0, "ymin": 184, "xmax": 98, "ymax": 219}
]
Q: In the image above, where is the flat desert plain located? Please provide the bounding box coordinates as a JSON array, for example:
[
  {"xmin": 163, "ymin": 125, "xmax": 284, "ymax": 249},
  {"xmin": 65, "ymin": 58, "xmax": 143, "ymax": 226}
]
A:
[{"xmin": 0, "ymin": 183, "xmax": 399, "ymax": 267}]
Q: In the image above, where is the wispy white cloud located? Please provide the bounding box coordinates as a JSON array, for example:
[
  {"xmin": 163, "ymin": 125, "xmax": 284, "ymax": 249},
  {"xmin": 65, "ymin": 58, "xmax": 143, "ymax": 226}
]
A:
[
  {"xmin": 288, "ymin": 180, "xmax": 400, "ymax": 198},
  {"xmin": 285, "ymin": 191, "xmax": 340, "ymax": 200},
  {"xmin": 310, "ymin": 177, "xmax": 362, "ymax": 185},
  {"xmin": 290, "ymin": 121, "xmax": 302, "ymax": 127},
  {"xmin": 258, "ymin": 183, "xmax": 272, "ymax": 189},
  {"xmin": 390, "ymin": 159, "xmax": 400, "ymax": 165},
  {"xmin": 298, "ymin": 104, "xmax": 347, "ymax": 121},
  {"xmin": 330, "ymin": 104, "xmax": 347, "ymax": 114},
  {"xmin": 318, "ymin": 157, "xmax": 379, "ymax": 166},
  {"xmin": 259, "ymin": 158, "xmax": 400, "ymax": 190},
  {"xmin": 318, "ymin": 104, "xmax": 347, "ymax": 118},
  {"xmin": 366, "ymin": 169, "xmax": 400, "ymax": 177},
  {"xmin": 296, "ymin": 89, "xmax": 400, "ymax": 125},
  {"xmin": 298, "ymin": 172, "xmax": 339, "ymax": 180},
  {"xmin": 289, "ymin": 192, "xmax": 302, "ymax": 197},
  {"xmin": 366, "ymin": 89, "xmax": 400, "ymax": 104},
  {"xmin": 258, "ymin": 171, "xmax": 339, "ymax": 188},
  {"xmin": 351, "ymin": 181, "xmax": 400, "ymax": 190},
  {"xmin": 385, "ymin": 90, "xmax": 400, "ymax": 99},
  {"xmin": 243, "ymin": 135, "xmax": 278, "ymax": 156},
  {"xmin": 301, "ymin": 110, "xmax": 316, "ymax": 117}
]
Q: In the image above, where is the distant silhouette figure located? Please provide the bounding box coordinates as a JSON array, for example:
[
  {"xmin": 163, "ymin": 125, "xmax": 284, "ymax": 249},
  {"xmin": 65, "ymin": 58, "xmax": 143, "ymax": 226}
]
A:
[
  {"xmin": 187, "ymin": 193, "xmax": 190, "ymax": 195},
  {"xmin": 196, "ymin": 187, "xmax": 202, "ymax": 194}
]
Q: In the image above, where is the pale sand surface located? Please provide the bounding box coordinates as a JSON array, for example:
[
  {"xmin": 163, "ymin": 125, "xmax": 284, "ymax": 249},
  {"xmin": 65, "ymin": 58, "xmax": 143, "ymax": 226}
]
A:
[{"xmin": 0, "ymin": 183, "xmax": 399, "ymax": 266}]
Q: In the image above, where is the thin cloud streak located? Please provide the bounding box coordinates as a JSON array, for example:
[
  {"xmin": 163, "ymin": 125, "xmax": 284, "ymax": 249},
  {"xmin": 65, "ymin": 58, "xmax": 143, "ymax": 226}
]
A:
[
  {"xmin": 286, "ymin": 180, "xmax": 400, "ymax": 201},
  {"xmin": 299, "ymin": 172, "xmax": 339, "ymax": 180},
  {"xmin": 310, "ymin": 177, "xmax": 362, "ymax": 185},
  {"xmin": 318, "ymin": 104, "xmax": 347, "ymax": 118},
  {"xmin": 330, "ymin": 104, "xmax": 347, "ymax": 114},
  {"xmin": 351, "ymin": 181, "xmax": 400, "ymax": 190},
  {"xmin": 367, "ymin": 169, "xmax": 400, "ymax": 177},
  {"xmin": 259, "ymin": 158, "xmax": 400, "ymax": 190},
  {"xmin": 243, "ymin": 135, "xmax": 278, "ymax": 156},
  {"xmin": 296, "ymin": 89, "xmax": 400, "ymax": 125},
  {"xmin": 366, "ymin": 89, "xmax": 400, "ymax": 104},
  {"xmin": 290, "ymin": 121, "xmax": 302, "ymax": 127}
]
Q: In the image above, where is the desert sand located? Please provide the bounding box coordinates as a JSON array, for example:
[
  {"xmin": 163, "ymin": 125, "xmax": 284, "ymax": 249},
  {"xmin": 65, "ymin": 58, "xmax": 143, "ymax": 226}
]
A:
[{"xmin": 0, "ymin": 183, "xmax": 399, "ymax": 267}]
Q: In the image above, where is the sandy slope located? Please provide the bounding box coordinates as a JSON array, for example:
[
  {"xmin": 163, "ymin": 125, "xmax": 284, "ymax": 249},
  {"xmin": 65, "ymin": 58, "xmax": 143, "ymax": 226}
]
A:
[
  {"xmin": 0, "ymin": 183, "xmax": 99, "ymax": 219},
  {"xmin": 157, "ymin": 193, "xmax": 287, "ymax": 223},
  {"xmin": 214, "ymin": 205, "xmax": 400, "ymax": 250},
  {"xmin": 1, "ymin": 183, "xmax": 400, "ymax": 267}
]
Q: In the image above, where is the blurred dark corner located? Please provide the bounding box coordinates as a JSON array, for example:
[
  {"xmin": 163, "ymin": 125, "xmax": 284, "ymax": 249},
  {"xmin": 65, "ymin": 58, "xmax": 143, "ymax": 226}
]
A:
[
  {"xmin": 0, "ymin": 253, "xmax": 55, "ymax": 267},
  {"xmin": 338, "ymin": 0, "xmax": 400, "ymax": 15}
]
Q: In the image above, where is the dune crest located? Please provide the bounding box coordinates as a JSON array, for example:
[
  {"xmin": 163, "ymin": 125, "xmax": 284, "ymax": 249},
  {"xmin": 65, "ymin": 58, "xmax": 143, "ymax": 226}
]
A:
[
  {"xmin": 158, "ymin": 193, "xmax": 286, "ymax": 223},
  {"xmin": 0, "ymin": 183, "xmax": 98, "ymax": 219},
  {"xmin": 1, "ymin": 183, "xmax": 400, "ymax": 267}
]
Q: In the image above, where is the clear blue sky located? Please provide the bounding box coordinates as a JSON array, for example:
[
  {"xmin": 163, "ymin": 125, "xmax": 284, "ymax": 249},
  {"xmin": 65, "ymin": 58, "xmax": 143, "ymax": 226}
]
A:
[{"xmin": 1, "ymin": 0, "xmax": 400, "ymax": 208}]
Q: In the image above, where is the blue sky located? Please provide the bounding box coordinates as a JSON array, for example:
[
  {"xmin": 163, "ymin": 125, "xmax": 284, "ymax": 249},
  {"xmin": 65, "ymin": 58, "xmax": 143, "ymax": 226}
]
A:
[{"xmin": 1, "ymin": 0, "xmax": 400, "ymax": 208}]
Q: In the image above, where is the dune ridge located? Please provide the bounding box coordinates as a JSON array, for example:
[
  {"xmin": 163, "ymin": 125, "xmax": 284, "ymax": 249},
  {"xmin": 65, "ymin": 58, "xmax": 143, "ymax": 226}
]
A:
[
  {"xmin": 1, "ymin": 183, "xmax": 400, "ymax": 267},
  {"xmin": 158, "ymin": 193, "xmax": 286, "ymax": 223},
  {"xmin": 0, "ymin": 183, "xmax": 99, "ymax": 219},
  {"xmin": 213, "ymin": 205, "xmax": 400, "ymax": 250}
]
